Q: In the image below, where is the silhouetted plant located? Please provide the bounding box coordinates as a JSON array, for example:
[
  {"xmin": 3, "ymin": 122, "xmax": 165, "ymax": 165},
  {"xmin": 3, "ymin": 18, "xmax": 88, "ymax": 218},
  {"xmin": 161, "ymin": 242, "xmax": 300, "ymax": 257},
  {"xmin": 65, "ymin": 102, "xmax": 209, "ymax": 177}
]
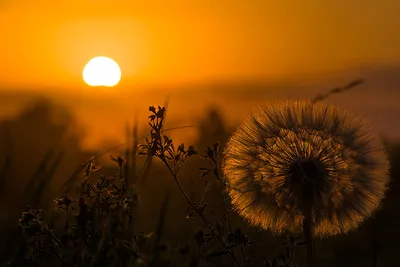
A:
[
  {"xmin": 222, "ymin": 100, "xmax": 390, "ymax": 267},
  {"xmin": 4, "ymin": 78, "xmax": 395, "ymax": 267},
  {"xmin": 138, "ymin": 106, "xmax": 289, "ymax": 267},
  {"xmin": 10, "ymin": 154, "xmax": 148, "ymax": 267}
]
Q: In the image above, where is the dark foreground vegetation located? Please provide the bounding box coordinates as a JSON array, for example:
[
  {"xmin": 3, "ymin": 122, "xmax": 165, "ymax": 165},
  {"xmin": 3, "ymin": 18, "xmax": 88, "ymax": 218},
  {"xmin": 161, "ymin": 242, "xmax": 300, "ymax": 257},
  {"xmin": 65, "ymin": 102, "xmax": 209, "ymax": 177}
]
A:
[{"xmin": 0, "ymin": 83, "xmax": 399, "ymax": 267}]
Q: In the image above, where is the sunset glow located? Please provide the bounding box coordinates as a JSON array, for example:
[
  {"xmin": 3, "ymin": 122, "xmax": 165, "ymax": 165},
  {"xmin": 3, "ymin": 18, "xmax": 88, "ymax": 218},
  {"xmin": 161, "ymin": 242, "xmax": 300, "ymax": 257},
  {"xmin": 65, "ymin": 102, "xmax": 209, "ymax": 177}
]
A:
[
  {"xmin": 83, "ymin": 56, "xmax": 121, "ymax": 87},
  {"xmin": 0, "ymin": 0, "xmax": 399, "ymax": 150},
  {"xmin": 0, "ymin": 2, "xmax": 399, "ymax": 266},
  {"xmin": 1, "ymin": 1, "xmax": 400, "ymax": 89}
]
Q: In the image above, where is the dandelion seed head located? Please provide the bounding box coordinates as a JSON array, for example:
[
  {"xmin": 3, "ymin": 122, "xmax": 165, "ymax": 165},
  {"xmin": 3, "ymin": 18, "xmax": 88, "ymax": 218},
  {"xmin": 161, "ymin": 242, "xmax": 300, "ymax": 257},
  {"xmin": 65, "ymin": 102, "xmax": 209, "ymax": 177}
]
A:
[{"xmin": 222, "ymin": 100, "xmax": 390, "ymax": 236}]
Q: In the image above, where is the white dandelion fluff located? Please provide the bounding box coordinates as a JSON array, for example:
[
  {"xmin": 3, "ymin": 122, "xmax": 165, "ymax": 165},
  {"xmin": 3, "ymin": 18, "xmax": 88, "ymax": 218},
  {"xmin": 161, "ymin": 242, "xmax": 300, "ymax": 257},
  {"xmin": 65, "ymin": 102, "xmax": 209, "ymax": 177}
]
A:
[{"xmin": 222, "ymin": 100, "xmax": 390, "ymax": 237}]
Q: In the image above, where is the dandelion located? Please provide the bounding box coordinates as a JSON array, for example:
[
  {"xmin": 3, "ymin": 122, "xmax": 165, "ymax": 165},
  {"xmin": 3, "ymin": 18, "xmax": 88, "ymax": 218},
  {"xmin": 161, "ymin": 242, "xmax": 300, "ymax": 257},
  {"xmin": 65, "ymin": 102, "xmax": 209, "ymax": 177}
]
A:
[{"xmin": 222, "ymin": 100, "xmax": 390, "ymax": 266}]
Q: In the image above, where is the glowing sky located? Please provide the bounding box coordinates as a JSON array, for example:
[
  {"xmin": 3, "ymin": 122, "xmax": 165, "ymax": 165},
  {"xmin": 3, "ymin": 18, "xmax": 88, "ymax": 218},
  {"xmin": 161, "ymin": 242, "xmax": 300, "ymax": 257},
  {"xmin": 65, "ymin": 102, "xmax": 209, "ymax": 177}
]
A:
[
  {"xmin": 0, "ymin": 1, "xmax": 399, "ymax": 149},
  {"xmin": 1, "ymin": 0, "xmax": 399, "ymax": 89}
]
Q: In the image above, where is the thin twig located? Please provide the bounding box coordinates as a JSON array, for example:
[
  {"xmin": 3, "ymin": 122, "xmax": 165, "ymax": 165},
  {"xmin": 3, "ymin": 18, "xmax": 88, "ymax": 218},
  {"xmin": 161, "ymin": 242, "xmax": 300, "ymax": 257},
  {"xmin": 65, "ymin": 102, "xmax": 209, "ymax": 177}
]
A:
[
  {"xmin": 153, "ymin": 123, "xmax": 243, "ymax": 267},
  {"xmin": 311, "ymin": 79, "xmax": 364, "ymax": 103},
  {"xmin": 57, "ymin": 125, "xmax": 196, "ymax": 195}
]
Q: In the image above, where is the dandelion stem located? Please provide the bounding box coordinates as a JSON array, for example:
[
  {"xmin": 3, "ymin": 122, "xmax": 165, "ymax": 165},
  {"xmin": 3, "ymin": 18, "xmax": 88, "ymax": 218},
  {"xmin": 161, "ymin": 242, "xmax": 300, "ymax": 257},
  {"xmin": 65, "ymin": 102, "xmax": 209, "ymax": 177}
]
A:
[
  {"xmin": 302, "ymin": 201, "xmax": 315, "ymax": 267},
  {"xmin": 297, "ymin": 161, "xmax": 317, "ymax": 267}
]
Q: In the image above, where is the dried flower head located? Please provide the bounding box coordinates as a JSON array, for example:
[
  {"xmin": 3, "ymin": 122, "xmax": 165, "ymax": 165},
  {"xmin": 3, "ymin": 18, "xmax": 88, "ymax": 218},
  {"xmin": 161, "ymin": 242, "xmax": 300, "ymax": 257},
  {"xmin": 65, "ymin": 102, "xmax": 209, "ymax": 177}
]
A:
[{"xmin": 222, "ymin": 100, "xmax": 390, "ymax": 236}]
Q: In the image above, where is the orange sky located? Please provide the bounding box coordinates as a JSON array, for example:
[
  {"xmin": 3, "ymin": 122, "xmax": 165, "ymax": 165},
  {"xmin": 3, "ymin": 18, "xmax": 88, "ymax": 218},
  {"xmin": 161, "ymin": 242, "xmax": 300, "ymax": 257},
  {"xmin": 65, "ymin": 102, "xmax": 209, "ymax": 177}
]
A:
[
  {"xmin": 0, "ymin": 1, "xmax": 399, "ymax": 150},
  {"xmin": 1, "ymin": 0, "xmax": 400, "ymax": 89}
]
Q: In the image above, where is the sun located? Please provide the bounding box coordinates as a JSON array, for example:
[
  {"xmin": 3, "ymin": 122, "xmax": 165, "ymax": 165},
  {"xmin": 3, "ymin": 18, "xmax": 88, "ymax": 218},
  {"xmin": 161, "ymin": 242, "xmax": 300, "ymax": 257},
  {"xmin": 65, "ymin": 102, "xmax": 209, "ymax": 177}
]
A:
[{"xmin": 83, "ymin": 56, "xmax": 121, "ymax": 87}]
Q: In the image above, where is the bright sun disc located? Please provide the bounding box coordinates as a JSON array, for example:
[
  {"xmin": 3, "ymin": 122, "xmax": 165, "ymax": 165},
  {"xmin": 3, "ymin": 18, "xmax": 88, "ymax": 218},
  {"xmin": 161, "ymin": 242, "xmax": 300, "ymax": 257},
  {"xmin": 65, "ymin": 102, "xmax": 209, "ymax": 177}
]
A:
[{"xmin": 83, "ymin": 56, "xmax": 121, "ymax": 87}]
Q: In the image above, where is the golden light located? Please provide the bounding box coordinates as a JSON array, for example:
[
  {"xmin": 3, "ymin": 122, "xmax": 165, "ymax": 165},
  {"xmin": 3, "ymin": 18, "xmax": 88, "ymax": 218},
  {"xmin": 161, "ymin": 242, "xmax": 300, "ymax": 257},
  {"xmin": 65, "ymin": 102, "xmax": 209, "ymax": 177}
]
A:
[{"xmin": 83, "ymin": 56, "xmax": 121, "ymax": 87}]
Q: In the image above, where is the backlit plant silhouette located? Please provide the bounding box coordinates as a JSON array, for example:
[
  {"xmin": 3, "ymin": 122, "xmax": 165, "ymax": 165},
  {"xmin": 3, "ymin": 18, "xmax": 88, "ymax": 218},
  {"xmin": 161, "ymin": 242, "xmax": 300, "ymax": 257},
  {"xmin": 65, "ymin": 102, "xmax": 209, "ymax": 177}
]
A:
[
  {"xmin": 222, "ymin": 100, "xmax": 390, "ymax": 267},
  {"xmin": 5, "ymin": 79, "xmax": 394, "ymax": 267}
]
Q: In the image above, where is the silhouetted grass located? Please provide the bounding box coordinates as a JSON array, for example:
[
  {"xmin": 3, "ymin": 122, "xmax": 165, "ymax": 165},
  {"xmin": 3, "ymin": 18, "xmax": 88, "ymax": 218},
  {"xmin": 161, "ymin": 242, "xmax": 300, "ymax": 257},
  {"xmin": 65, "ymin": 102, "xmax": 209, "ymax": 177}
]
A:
[{"xmin": 0, "ymin": 79, "xmax": 398, "ymax": 267}]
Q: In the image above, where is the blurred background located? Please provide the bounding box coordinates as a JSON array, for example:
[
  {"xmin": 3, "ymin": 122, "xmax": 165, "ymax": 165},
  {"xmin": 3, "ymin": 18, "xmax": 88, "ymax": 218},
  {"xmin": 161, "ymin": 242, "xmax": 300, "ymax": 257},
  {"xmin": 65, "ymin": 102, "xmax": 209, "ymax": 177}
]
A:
[{"xmin": 0, "ymin": 1, "xmax": 399, "ymax": 266}]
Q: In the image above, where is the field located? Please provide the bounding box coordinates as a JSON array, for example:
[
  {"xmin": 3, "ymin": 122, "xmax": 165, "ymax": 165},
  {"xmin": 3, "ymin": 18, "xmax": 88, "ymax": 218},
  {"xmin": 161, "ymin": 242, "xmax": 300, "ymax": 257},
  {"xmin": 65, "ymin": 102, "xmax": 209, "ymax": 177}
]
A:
[{"xmin": 0, "ymin": 80, "xmax": 399, "ymax": 267}]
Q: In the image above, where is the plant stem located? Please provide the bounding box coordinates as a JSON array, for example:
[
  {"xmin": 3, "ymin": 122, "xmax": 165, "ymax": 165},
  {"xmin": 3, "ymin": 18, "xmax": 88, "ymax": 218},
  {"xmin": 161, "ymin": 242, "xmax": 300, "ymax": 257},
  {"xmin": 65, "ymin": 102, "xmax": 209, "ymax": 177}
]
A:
[
  {"xmin": 302, "ymin": 203, "xmax": 315, "ymax": 267},
  {"xmin": 213, "ymin": 148, "xmax": 233, "ymax": 233},
  {"xmin": 161, "ymin": 156, "xmax": 242, "ymax": 267}
]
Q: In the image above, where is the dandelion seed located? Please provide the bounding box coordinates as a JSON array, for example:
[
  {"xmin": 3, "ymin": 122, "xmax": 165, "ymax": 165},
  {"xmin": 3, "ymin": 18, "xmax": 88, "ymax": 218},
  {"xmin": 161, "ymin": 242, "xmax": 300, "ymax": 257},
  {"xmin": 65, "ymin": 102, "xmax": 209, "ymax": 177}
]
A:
[{"xmin": 222, "ymin": 100, "xmax": 390, "ymax": 237}]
